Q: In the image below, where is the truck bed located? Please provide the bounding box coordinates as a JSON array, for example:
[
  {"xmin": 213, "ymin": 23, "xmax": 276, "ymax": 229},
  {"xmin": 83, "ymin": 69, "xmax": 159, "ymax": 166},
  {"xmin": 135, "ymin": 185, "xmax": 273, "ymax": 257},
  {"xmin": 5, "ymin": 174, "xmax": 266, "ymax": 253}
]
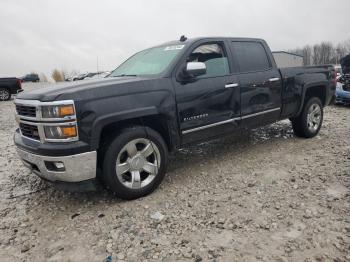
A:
[{"xmin": 279, "ymin": 65, "xmax": 335, "ymax": 118}]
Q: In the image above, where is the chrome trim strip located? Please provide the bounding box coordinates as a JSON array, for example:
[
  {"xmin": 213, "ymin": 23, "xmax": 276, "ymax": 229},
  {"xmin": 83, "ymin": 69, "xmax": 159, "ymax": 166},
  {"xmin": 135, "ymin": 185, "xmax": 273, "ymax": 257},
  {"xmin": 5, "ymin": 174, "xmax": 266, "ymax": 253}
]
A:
[
  {"xmin": 241, "ymin": 107, "xmax": 280, "ymax": 120},
  {"xmin": 225, "ymin": 83, "xmax": 239, "ymax": 88},
  {"xmin": 18, "ymin": 119, "xmax": 77, "ymax": 127},
  {"xmin": 182, "ymin": 117, "xmax": 240, "ymax": 134},
  {"xmin": 16, "ymin": 148, "xmax": 97, "ymax": 182},
  {"xmin": 182, "ymin": 107, "xmax": 281, "ymax": 134},
  {"xmin": 269, "ymin": 77, "xmax": 280, "ymax": 82}
]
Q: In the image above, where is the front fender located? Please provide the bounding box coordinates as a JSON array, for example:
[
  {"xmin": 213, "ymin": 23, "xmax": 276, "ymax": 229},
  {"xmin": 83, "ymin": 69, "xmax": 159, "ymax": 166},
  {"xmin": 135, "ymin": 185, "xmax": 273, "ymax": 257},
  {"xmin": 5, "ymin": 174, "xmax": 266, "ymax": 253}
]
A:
[{"xmin": 89, "ymin": 106, "xmax": 159, "ymax": 149}]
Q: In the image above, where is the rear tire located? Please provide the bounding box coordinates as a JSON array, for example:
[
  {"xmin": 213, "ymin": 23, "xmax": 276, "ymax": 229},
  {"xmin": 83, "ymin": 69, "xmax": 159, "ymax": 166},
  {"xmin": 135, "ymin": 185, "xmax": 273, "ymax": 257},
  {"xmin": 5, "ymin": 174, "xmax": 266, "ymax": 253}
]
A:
[
  {"xmin": 0, "ymin": 88, "xmax": 11, "ymax": 101},
  {"xmin": 291, "ymin": 97, "xmax": 323, "ymax": 138},
  {"xmin": 101, "ymin": 126, "xmax": 168, "ymax": 200}
]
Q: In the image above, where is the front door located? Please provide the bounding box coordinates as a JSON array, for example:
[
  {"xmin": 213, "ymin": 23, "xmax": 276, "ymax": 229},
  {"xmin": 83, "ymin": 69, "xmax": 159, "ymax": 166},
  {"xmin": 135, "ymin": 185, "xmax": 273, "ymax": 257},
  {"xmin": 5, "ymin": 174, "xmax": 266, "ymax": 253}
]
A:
[{"xmin": 173, "ymin": 41, "xmax": 240, "ymax": 142}]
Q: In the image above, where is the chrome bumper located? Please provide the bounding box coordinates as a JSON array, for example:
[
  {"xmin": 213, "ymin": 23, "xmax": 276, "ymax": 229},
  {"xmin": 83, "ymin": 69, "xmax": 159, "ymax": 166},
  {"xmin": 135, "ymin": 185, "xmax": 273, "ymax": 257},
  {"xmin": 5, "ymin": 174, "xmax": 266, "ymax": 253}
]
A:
[{"xmin": 16, "ymin": 148, "xmax": 97, "ymax": 182}]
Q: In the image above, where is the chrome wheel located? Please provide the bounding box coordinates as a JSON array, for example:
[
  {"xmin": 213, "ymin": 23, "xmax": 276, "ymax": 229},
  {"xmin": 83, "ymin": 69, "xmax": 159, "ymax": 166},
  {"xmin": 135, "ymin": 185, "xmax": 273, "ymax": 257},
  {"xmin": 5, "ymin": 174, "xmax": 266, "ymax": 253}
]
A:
[
  {"xmin": 0, "ymin": 89, "xmax": 10, "ymax": 101},
  {"xmin": 115, "ymin": 138, "xmax": 161, "ymax": 189},
  {"xmin": 307, "ymin": 103, "xmax": 321, "ymax": 132}
]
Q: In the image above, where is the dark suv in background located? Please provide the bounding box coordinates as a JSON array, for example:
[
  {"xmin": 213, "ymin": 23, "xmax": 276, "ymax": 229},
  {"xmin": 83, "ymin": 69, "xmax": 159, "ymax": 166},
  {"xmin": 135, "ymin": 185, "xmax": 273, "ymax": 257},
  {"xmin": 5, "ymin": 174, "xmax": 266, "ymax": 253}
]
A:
[{"xmin": 21, "ymin": 73, "xmax": 40, "ymax": 82}]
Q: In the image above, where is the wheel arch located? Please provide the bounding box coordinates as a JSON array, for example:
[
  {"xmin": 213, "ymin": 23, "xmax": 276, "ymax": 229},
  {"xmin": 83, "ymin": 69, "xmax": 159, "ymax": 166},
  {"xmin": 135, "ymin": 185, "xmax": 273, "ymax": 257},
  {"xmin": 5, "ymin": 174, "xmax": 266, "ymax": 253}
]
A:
[
  {"xmin": 0, "ymin": 85, "xmax": 10, "ymax": 92},
  {"xmin": 90, "ymin": 107, "xmax": 174, "ymax": 152},
  {"xmin": 296, "ymin": 82, "xmax": 328, "ymax": 116}
]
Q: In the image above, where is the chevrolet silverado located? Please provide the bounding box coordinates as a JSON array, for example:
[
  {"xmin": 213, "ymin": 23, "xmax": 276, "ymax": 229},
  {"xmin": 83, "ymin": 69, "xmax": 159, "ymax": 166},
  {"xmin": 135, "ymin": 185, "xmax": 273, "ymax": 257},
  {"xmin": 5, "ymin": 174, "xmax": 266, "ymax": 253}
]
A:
[{"xmin": 14, "ymin": 37, "xmax": 336, "ymax": 199}]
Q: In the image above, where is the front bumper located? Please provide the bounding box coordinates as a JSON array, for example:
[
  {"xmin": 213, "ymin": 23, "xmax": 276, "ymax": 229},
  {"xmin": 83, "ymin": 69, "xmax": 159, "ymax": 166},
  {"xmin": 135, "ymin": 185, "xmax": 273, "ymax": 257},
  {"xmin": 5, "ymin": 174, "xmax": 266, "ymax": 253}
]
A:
[{"xmin": 16, "ymin": 148, "xmax": 97, "ymax": 183}]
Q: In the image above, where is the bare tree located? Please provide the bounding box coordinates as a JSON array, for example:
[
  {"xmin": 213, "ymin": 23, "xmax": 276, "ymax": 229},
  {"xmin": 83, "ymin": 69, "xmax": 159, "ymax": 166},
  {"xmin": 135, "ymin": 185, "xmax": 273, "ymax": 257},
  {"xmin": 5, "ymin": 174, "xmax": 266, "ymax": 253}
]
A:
[
  {"xmin": 51, "ymin": 69, "xmax": 64, "ymax": 82},
  {"xmin": 287, "ymin": 38, "xmax": 350, "ymax": 66},
  {"xmin": 343, "ymin": 39, "xmax": 350, "ymax": 53},
  {"xmin": 336, "ymin": 43, "xmax": 347, "ymax": 60},
  {"xmin": 302, "ymin": 45, "xmax": 312, "ymax": 65},
  {"xmin": 319, "ymin": 42, "xmax": 333, "ymax": 64},
  {"xmin": 312, "ymin": 44, "xmax": 321, "ymax": 65}
]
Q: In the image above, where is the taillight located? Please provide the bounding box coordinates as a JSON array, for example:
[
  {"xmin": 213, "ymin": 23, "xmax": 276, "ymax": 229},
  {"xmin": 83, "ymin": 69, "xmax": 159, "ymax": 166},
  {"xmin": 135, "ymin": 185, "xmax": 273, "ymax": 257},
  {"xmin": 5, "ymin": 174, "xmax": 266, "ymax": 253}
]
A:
[
  {"xmin": 17, "ymin": 79, "xmax": 22, "ymax": 88},
  {"xmin": 332, "ymin": 70, "xmax": 337, "ymax": 86}
]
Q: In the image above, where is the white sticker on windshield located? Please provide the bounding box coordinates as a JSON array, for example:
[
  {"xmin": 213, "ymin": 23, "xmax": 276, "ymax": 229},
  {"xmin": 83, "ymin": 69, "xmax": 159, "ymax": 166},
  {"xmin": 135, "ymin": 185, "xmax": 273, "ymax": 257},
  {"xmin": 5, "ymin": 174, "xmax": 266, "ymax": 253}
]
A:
[{"xmin": 164, "ymin": 45, "xmax": 185, "ymax": 51}]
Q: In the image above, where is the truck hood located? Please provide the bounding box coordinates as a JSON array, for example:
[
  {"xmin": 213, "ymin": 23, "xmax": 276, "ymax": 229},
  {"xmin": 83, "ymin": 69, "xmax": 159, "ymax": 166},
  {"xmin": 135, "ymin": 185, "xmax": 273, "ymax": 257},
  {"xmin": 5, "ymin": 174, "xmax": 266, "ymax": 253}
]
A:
[{"xmin": 16, "ymin": 77, "xmax": 157, "ymax": 102}]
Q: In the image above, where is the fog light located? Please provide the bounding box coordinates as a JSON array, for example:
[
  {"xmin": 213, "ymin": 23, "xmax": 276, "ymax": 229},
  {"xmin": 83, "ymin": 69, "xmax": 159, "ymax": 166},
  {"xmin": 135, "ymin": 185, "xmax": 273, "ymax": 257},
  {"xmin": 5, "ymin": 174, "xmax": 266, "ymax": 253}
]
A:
[
  {"xmin": 45, "ymin": 161, "xmax": 66, "ymax": 172},
  {"xmin": 54, "ymin": 162, "xmax": 65, "ymax": 170}
]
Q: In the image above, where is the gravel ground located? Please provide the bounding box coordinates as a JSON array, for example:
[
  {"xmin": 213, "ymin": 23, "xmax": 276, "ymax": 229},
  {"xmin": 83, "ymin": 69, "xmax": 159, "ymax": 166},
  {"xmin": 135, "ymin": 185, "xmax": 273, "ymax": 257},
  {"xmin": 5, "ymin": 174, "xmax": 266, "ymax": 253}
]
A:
[{"xmin": 0, "ymin": 83, "xmax": 349, "ymax": 262}]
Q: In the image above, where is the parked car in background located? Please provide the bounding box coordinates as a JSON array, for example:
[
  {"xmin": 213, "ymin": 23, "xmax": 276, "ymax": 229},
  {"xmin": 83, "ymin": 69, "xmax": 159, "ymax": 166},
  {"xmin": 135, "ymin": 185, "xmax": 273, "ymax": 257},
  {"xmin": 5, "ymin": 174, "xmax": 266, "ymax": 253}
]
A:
[
  {"xmin": 81, "ymin": 72, "xmax": 99, "ymax": 80},
  {"xmin": 340, "ymin": 54, "xmax": 350, "ymax": 75},
  {"xmin": 85, "ymin": 71, "xmax": 111, "ymax": 80},
  {"xmin": 335, "ymin": 74, "xmax": 350, "ymax": 105},
  {"xmin": 334, "ymin": 65, "xmax": 343, "ymax": 78},
  {"xmin": 66, "ymin": 72, "xmax": 110, "ymax": 81},
  {"xmin": 14, "ymin": 36, "xmax": 336, "ymax": 199},
  {"xmin": 0, "ymin": 78, "xmax": 22, "ymax": 101},
  {"xmin": 65, "ymin": 76, "xmax": 74, "ymax": 81},
  {"xmin": 72, "ymin": 73, "xmax": 90, "ymax": 81},
  {"xmin": 21, "ymin": 73, "xmax": 40, "ymax": 82}
]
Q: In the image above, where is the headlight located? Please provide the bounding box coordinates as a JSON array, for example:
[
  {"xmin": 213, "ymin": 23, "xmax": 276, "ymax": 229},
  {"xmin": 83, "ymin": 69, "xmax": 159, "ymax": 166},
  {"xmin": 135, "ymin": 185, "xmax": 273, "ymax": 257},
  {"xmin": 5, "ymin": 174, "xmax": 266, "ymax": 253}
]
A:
[
  {"xmin": 41, "ymin": 104, "xmax": 75, "ymax": 118},
  {"xmin": 44, "ymin": 125, "xmax": 78, "ymax": 140}
]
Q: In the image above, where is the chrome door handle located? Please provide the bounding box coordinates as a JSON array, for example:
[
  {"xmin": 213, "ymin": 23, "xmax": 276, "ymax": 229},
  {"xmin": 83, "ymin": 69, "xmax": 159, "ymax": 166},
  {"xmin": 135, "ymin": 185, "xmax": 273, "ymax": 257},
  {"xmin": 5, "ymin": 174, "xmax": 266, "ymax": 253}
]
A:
[
  {"xmin": 225, "ymin": 83, "xmax": 239, "ymax": 88},
  {"xmin": 269, "ymin": 77, "xmax": 280, "ymax": 82}
]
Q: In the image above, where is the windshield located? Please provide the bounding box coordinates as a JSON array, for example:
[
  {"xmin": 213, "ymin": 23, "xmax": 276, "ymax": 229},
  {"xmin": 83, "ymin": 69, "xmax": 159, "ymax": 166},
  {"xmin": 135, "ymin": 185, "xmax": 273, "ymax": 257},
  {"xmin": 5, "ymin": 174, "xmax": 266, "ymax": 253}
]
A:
[{"xmin": 110, "ymin": 45, "xmax": 184, "ymax": 77}]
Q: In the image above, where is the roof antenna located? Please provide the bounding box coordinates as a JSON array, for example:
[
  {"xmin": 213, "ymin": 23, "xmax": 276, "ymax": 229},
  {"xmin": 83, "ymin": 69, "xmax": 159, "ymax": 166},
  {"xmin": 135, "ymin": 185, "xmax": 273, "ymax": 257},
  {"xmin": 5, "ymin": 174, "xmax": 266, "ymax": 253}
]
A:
[{"xmin": 180, "ymin": 35, "xmax": 187, "ymax": 42}]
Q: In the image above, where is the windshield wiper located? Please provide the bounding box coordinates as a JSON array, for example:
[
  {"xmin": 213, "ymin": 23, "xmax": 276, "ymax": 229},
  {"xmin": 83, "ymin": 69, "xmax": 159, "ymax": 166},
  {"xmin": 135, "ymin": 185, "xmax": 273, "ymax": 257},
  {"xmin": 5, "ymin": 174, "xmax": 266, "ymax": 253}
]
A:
[{"xmin": 113, "ymin": 74, "xmax": 138, "ymax": 77}]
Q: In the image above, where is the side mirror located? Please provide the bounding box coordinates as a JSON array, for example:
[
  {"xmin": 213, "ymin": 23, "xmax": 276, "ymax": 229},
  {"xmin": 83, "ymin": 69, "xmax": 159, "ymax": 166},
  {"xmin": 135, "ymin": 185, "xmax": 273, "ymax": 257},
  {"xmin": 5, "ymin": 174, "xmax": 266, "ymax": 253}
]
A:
[{"xmin": 185, "ymin": 62, "xmax": 206, "ymax": 77}]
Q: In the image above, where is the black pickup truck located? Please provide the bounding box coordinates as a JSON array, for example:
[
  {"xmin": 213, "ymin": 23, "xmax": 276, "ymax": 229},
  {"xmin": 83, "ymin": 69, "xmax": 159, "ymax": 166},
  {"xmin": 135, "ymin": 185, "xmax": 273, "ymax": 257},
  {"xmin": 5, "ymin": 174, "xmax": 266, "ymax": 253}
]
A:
[
  {"xmin": 14, "ymin": 37, "xmax": 336, "ymax": 199},
  {"xmin": 0, "ymin": 78, "xmax": 22, "ymax": 101}
]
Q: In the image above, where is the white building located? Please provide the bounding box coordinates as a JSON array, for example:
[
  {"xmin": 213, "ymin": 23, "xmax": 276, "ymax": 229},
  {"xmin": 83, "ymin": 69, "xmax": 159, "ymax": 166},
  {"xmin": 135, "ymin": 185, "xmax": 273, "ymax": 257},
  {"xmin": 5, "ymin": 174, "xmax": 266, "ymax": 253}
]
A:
[{"xmin": 272, "ymin": 51, "xmax": 303, "ymax": 68}]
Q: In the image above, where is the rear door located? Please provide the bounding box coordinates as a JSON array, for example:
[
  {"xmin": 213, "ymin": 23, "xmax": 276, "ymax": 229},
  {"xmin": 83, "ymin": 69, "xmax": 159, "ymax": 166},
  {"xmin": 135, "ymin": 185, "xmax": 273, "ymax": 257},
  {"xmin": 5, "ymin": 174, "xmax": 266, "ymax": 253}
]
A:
[{"xmin": 229, "ymin": 41, "xmax": 282, "ymax": 126}]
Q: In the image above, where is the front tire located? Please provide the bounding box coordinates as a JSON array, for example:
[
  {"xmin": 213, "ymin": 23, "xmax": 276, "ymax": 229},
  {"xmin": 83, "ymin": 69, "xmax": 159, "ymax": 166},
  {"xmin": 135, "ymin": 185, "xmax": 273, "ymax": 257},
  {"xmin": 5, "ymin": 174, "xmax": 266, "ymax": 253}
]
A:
[
  {"xmin": 0, "ymin": 88, "xmax": 11, "ymax": 101},
  {"xmin": 101, "ymin": 126, "xmax": 168, "ymax": 200},
  {"xmin": 291, "ymin": 97, "xmax": 323, "ymax": 138}
]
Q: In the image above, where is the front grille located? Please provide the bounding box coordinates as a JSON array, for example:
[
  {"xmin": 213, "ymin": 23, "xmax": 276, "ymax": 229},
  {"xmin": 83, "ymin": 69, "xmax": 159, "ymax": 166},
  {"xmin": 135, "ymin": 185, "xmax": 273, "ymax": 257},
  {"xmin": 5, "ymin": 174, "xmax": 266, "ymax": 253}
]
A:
[
  {"xmin": 16, "ymin": 105, "xmax": 36, "ymax": 117},
  {"xmin": 19, "ymin": 123, "xmax": 40, "ymax": 140}
]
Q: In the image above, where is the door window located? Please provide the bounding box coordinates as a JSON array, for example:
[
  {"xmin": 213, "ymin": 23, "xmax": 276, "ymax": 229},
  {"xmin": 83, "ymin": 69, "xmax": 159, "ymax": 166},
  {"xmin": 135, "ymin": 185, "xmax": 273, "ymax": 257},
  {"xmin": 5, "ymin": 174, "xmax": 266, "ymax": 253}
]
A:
[
  {"xmin": 231, "ymin": 42, "xmax": 271, "ymax": 72},
  {"xmin": 187, "ymin": 43, "xmax": 229, "ymax": 78}
]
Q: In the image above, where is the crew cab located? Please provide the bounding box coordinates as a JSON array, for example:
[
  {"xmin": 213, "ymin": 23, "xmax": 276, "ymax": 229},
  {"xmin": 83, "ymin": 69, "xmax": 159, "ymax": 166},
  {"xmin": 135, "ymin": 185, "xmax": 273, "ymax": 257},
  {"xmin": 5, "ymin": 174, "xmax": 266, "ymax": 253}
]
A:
[
  {"xmin": 0, "ymin": 78, "xmax": 22, "ymax": 101},
  {"xmin": 14, "ymin": 37, "xmax": 336, "ymax": 199}
]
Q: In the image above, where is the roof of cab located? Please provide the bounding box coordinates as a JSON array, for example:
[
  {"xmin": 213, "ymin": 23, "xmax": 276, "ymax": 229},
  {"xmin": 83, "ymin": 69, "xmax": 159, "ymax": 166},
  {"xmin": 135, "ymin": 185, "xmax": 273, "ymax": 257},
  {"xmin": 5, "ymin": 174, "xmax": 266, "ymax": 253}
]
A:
[{"xmin": 160, "ymin": 37, "xmax": 265, "ymax": 46}]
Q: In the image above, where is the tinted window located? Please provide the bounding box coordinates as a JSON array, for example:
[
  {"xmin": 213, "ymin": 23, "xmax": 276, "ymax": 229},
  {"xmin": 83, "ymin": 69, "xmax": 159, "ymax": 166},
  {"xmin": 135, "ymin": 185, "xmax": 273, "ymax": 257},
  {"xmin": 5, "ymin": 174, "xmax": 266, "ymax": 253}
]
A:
[
  {"xmin": 231, "ymin": 42, "xmax": 270, "ymax": 72},
  {"xmin": 187, "ymin": 43, "xmax": 229, "ymax": 78}
]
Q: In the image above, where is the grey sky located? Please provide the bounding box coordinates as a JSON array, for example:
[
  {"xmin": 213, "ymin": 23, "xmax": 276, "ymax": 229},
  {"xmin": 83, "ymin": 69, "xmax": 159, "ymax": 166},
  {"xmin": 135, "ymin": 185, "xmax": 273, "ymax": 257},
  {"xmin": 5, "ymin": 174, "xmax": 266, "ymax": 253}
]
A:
[{"xmin": 0, "ymin": 0, "xmax": 348, "ymax": 78}]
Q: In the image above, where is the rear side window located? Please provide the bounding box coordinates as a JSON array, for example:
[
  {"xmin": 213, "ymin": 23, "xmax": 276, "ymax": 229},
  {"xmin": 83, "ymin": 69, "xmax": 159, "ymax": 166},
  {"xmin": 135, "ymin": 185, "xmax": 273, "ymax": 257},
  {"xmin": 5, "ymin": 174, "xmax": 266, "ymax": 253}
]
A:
[{"xmin": 231, "ymin": 42, "xmax": 271, "ymax": 72}]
